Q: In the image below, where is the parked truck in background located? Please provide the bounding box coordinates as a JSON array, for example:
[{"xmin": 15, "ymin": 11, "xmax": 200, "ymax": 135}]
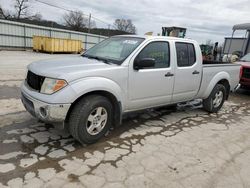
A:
[
  {"xmin": 237, "ymin": 53, "xmax": 250, "ymax": 88},
  {"xmin": 21, "ymin": 35, "xmax": 241, "ymax": 144}
]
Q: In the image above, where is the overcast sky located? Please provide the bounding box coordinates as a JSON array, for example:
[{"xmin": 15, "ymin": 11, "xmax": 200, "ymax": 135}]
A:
[{"xmin": 1, "ymin": 0, "xmax": 250, "ymax": 44}]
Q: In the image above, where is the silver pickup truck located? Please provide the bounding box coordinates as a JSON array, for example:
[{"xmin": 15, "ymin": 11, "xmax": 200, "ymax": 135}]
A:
[{"xmin": 21, "ymin": 35, "xmax": 241, "ymax": 144}]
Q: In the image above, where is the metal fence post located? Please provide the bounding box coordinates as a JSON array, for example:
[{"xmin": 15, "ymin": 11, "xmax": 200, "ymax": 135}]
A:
[{"xmin": 24, "ymin": 24, "xmax": 26, "ymax": 50}]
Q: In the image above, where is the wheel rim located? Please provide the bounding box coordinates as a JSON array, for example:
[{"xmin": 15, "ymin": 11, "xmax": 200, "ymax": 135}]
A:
[
  {"xmin": 86, "ymin": 107, "xmax": 108, "ymax": 136},
  {"xmin": 213, "ymin": 90, "xmax": 223, "ymax": 108}
]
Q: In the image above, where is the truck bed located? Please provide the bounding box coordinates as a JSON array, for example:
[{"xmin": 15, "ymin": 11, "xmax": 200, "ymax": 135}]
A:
[
  {"xmin": 203, "ymin": 60, "xmax": 231, "ymax": 65},
  {"xmin": 196, "ymin": 62, "xmax": 241, "ymax": 99}
]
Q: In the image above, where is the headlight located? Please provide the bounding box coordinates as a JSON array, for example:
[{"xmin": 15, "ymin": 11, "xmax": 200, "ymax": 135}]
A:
[{"xmin": 40, "ymin": 78, "xmax": 67, "ymax": 94}]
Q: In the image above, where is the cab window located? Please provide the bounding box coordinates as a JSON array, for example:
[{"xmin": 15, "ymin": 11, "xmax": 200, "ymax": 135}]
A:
[
  {"xmin": 136, "ymin": 41, "xmax": 170, "ymax": 68},
  {"xmin": 176, "ymin": 42, "xmax": 196, "ymax": 67}
]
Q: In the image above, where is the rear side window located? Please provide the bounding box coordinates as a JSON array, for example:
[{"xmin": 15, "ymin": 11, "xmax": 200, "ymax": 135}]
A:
[{"xmin": 176, "ymin": 42, "xmax": 196, "ymax": 67}]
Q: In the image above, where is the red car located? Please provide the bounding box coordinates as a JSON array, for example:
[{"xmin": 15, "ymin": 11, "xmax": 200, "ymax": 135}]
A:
[{"xmin": 237, "ymin": 53, "xmax": 250, "ymax": 88}]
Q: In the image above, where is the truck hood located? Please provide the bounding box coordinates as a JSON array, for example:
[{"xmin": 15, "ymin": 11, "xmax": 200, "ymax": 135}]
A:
[{"xmin": 28, "ymin": 56, "xmax": 119, "ymax": 81}]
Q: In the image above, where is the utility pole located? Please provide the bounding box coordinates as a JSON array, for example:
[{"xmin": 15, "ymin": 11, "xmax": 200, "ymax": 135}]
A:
[
  {"xmin": 88, "ymin": 13, "xmax": 91, "ymax": 33},
  {"xmin": 108, "ymin": 24, "xmax": 110, "ymax": 37}
]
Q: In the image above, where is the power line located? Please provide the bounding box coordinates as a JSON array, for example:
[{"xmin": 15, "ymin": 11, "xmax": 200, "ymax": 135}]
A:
[
  {"xmin": 33, "ymin": 0, "xmax": 117, "ymax": 29},
  {"xmin": 34, "ymin": 0, "xmax": 72, "ymax": 12}
]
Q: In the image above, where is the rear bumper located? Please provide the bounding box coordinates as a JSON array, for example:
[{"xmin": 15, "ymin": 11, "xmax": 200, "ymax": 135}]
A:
[{"xmin": 21, "ymin": 91, "xmax": 71, "ymax": 124}]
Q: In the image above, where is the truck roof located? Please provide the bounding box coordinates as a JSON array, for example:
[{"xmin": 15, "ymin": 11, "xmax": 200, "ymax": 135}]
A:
[{"xmin": 114, "ymin": 34, "xmax": 197, "ymax": 43}]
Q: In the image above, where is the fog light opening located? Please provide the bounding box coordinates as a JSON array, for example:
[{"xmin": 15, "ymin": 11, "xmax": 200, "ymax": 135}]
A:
[{"xmin": 39, "ymin": 107, "xmax": 48, "ymax": 118}]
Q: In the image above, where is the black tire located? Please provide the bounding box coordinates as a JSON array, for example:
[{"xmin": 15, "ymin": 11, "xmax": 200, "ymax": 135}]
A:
[
  {"xmin": 68, "ymin": 95, "xmax": 113, "ymax": 144},
  {"xmin": 203, "ymin": 84, "xmax": 226, "ymax": 113}
]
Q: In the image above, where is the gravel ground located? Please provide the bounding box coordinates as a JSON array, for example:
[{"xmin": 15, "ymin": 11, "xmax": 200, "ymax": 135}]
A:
[{"xmin": 1, "ymin": 51, "xmax": 250, "ymax": 188}]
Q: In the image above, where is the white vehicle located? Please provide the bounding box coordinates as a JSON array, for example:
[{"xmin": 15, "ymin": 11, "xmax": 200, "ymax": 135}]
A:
[{"xmin": 21, "ymin": 35, "xmax": 241, "ymax": 144}]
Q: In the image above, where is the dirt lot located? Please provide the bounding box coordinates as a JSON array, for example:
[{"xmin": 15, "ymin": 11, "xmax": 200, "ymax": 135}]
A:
[{"xmin": 1, "ymin": 51, "xmax": 250, "ymax": 188}]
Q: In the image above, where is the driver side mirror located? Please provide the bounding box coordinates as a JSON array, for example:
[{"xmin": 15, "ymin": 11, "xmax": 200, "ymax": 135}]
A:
[{"xmin": 134, "ymin": 58, "xmax": 155, "ymax": 70}]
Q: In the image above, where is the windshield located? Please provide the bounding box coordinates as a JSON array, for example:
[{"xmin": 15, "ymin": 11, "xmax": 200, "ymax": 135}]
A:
[
  {"xmin": 82, "ymin": 37, "xmax": 144, "ymax": 65},
  {"xmin": 240, "ymin": 53, "xmax": 250, "ymax": 62}
]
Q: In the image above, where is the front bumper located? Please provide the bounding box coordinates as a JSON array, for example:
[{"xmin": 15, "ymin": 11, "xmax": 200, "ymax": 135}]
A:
[{"xmin": 21, "ymin": 91, "xmax": 71, "ymax": 124}]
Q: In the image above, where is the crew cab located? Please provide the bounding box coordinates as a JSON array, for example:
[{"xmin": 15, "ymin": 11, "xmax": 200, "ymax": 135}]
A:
[
  {"xmin": 21, "ymin": 35, "xmax": 241, "ymax": 144},
  {"xmin": 236, "ymin": 53, "xmax": 250, "ymax": 88}
]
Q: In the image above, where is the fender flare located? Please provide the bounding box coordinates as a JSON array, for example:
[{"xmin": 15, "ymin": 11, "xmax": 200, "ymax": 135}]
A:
[
  {"xmin": 65, "ymin": 77, "xmax": 125, "ymax": 126},
  {"xmin": 69, "ymin": 77, "xmax": 124, "ymax": 105},
  {"xmin": 203, "ymin": 71, "xmax": 230, "ymax": 99}
]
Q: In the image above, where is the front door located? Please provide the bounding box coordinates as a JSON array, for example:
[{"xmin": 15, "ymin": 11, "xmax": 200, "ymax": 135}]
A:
[{"xmin": 128, "ymin": 41, "xmax": 175, "ymax": 110}]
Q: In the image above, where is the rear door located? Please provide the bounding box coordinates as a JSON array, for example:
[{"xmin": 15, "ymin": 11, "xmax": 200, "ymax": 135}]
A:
[{"xmin": 172, "ymin": 42, "xmax": 202, "ymax": 102}]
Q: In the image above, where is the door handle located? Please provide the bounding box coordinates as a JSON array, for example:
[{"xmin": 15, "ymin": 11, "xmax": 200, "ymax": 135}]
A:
[
  {"xmin": 165, "ymin": 72, "xmax": 174, "ymax": 77},
  {"xmin": 192, "ymin": 70, "xmax": 200, "ymax": 75}
]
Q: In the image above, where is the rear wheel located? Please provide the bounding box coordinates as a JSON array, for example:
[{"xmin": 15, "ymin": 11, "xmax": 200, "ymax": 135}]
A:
[
  {"xmin": 68, "ymin": 95, "xmax": 113, "ymax": 144},
  {"xmin": 203, "ymin": 84, "xmax": 226, "ymax": 113}
]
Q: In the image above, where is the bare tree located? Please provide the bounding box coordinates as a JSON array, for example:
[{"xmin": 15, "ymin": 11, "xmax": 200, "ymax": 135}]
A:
[
  {"xmin": 63, "ymin": 11, "xmax": 95, "ymax": 31},
  {"xmin": 114, "ymin": 19, "xmax": 136, "ymax": 34},
  {"xmin": 1, "ymin": 0, "xmax": 41, "ymax": 20},
  {"xmin": 29, "ymin": 13, "xmax": 42, "ymax": 21},
  {"xmin": 0, "ymin": 5, "xmax": 12, "ymax": 19},
  {"xmin": 14, "ymin": 0, "xmax": 29, "ymax": 19}
]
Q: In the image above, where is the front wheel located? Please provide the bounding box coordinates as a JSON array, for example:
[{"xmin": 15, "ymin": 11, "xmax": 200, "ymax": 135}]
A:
[
  {"xmin": 203, "ymin": 84, "xmax": 226, "ymax": 113},
  {"xmin": 68, "ymin": 95, "xmax": 113, "ymax": 144}
]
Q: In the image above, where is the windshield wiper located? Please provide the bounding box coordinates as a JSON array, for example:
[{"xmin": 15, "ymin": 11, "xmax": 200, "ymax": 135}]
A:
[{"xmin": 82, "ymin": 54, "xmax": 111, "ymax": 64}]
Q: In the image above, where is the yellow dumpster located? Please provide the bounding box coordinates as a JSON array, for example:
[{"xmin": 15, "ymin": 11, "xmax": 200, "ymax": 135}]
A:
[{"xmin": 33, "ymin": 36, "xmax": 83, "ymax": 53}]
